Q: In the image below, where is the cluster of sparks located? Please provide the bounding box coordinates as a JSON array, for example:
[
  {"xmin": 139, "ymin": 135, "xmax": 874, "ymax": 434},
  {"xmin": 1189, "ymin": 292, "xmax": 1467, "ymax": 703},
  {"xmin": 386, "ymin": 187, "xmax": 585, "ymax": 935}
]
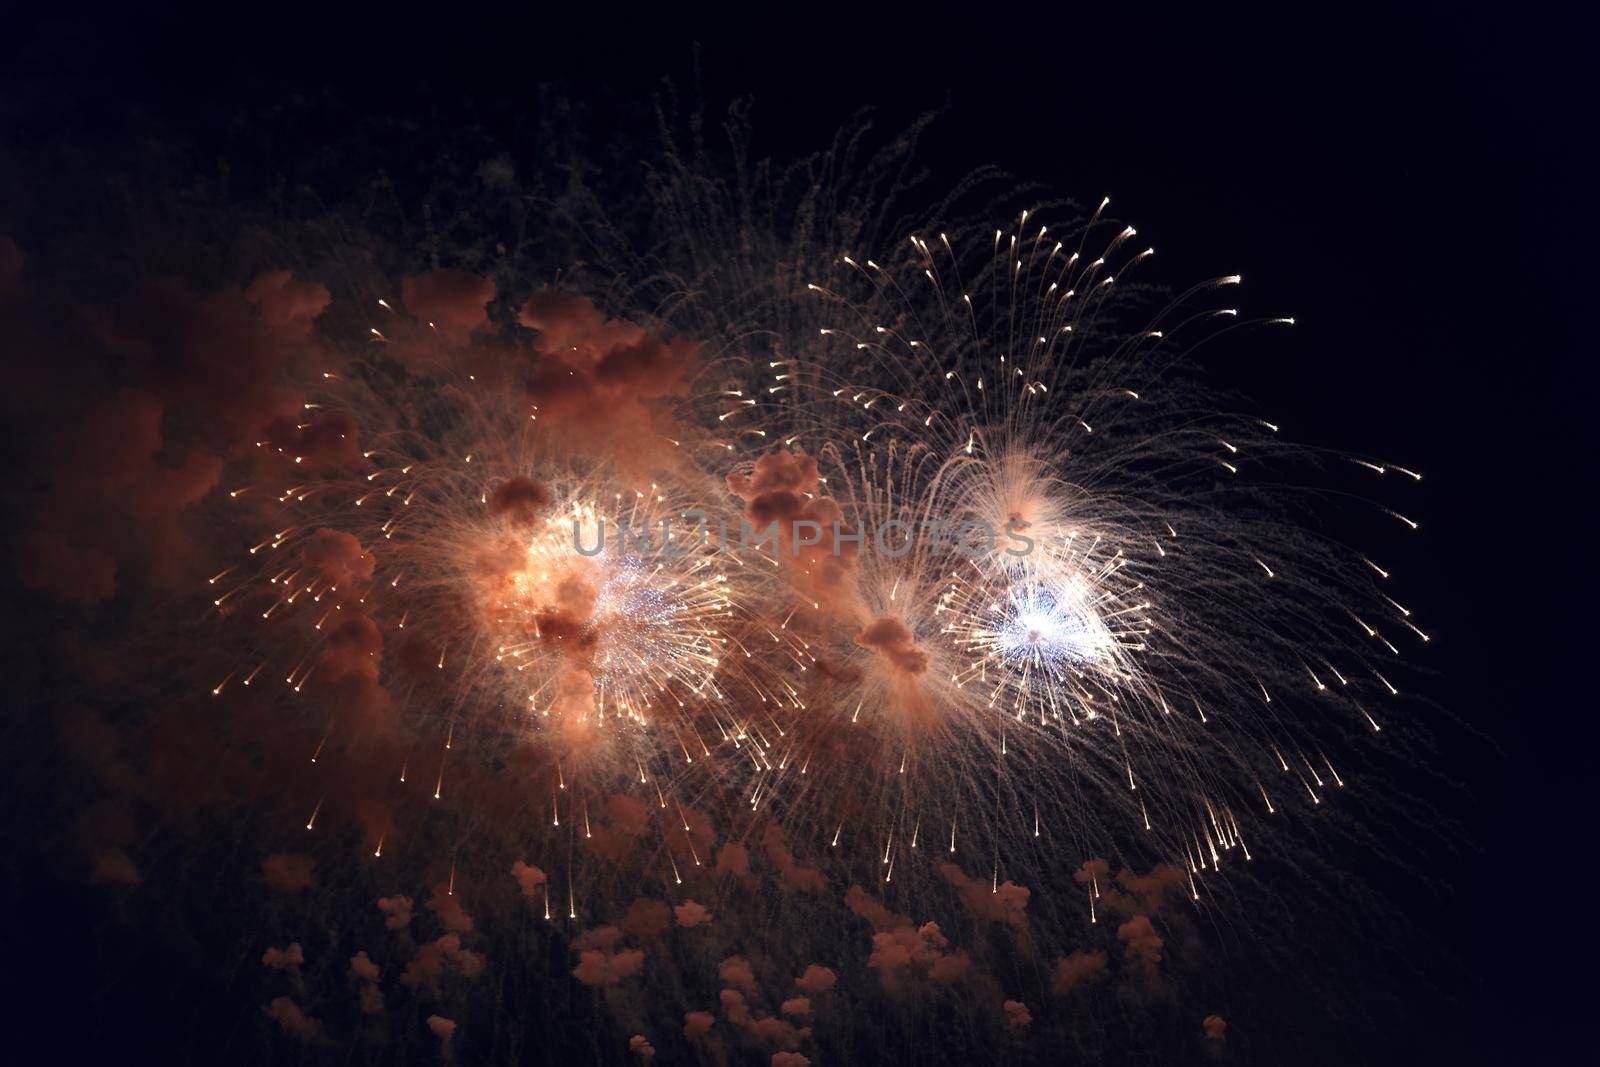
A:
[{"xmin": 202, "ymin": 202, "xmax": 1426, "ymax": 951}]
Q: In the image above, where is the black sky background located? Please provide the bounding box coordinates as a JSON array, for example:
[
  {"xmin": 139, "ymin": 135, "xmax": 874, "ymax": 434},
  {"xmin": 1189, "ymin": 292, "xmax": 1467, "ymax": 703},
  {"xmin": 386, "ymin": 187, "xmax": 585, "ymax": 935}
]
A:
[{"xmin": 2, "ymin": 1, "xmax": 1591, "ymax": 1061}]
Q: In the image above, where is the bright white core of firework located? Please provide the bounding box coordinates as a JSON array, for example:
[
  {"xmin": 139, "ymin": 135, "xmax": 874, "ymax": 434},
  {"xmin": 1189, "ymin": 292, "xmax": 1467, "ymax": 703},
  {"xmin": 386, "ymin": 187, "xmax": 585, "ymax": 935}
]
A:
[{"xmin": 995, "ymin": 583, "xmax": 1111, "ymax": 667}]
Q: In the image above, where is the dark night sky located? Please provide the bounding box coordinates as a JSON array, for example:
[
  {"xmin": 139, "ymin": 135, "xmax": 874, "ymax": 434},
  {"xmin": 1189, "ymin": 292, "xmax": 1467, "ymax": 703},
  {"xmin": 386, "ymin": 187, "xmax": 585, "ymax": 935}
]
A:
[{"xmin": 2, "ymin": 2, "xmax": 1592, "ymax": 1061}]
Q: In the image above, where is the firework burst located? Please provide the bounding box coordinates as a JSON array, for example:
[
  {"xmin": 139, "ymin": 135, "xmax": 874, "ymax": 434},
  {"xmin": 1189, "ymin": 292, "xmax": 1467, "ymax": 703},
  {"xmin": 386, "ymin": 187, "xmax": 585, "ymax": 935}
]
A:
[{"xmin": 11, "ymin": 116, "xmax": 1433, "ymax": 1063}]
